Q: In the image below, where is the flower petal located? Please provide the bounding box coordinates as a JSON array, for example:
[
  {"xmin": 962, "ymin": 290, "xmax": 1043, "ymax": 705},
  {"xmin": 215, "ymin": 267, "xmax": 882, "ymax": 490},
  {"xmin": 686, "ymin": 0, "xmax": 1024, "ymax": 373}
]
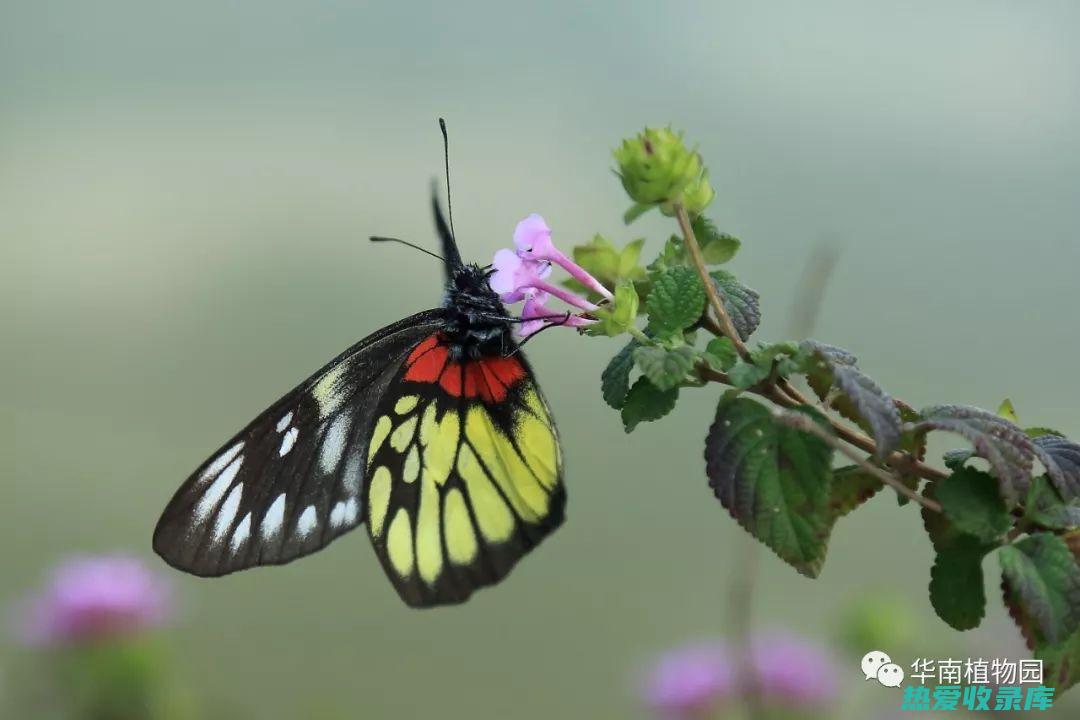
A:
[
  {"xmin": 489, "ymin": 248, "xmax": 523, "ymax": 296},
  {"xmin": 513, "ymin": 213, "xmax": 551, "ymax": 253}
]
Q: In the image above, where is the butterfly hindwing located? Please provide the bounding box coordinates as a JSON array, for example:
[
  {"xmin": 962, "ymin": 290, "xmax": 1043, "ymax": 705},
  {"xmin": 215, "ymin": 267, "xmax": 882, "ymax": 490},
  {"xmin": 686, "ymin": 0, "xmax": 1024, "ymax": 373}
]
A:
[
  {"xmin": 153, "ymin": 310, "xmax": 446, "ymax": 577},
  {"xmin": 365, "ymin": 333, "xmax": 565, "ymax": 606}
]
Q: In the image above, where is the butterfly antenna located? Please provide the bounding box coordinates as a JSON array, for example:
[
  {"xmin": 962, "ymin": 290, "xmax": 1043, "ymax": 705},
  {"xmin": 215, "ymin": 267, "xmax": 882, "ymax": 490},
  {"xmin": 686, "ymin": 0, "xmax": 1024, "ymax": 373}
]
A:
[
  {"xmin": 439, "ymin": 118, "xmax": 456, "ymax": 241},
  {"xmin": 369, "ymin": 236, "xmax": 446, "ymax": 262}
]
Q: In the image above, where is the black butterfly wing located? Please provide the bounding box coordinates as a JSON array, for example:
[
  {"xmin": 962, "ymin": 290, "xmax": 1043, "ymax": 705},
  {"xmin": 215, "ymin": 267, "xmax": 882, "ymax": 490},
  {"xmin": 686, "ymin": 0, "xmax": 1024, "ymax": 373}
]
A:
[{"xmin": 153, "ymin": 309, "xmax": 447, "ymax": 577}]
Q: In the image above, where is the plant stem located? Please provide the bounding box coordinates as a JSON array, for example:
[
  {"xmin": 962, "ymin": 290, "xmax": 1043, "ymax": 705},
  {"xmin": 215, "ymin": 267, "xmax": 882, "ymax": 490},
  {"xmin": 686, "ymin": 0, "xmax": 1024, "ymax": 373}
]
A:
[
  {"xmin": 696, "ymin": 365, "xmax": 947, "ymax": 500},
  {"xmin": 771, "ymin": 408, "xmax": 943, "ymax": 512},
  {"xmin": 774, "ymin": 378, "xmax": 947, "ymax": 481},
  {"xmin": 673, "ymin": 203, "xmax": 750, "ymax": 360}
]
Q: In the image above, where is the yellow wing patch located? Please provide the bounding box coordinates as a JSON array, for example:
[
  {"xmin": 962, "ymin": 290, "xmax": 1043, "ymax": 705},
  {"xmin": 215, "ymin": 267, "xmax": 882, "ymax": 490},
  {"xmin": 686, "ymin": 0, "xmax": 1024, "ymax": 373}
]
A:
[{"xmin": 365, "ymin": 377, "xmax": 564, "ymax": 606}]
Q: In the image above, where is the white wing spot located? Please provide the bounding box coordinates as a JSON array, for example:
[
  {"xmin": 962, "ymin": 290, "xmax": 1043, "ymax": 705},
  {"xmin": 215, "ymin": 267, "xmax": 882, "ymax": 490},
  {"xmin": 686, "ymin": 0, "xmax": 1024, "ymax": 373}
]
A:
[
  {"xmin": 343, "ymin": 498, "xmax": 359, "ymax": 525},
  {"xmin": 342, "ymin": 450, "xmax": 362, "ymax": 494},
  {"xmin": 296, "ymin": 505, "xmax": 318, "ymax": 539},
  {"xmin": 330, "ymin": 501, "xmax": 347, "ymax": 528},
  {"xmin": 212, "ymin": 483, "xmax": 243, "ymax": 541},
  {"xmin": 261, "ymin": 493, "xmax": 287, "ymax": 539},
  {"xmin": 230, "ymin": 513, "xmax": 251, "ymax": 553},
  {"xmin": 276, "ymin": 411, "xmax": 294, "ymax": 433},
  {"xmin": 319, "ymin": 414, "xmax": 351, "ymax": 474},
  {"xmin": 279, "ymin": 427, "xmax": 299, "ymax": 456},
  {"xmin": 195, "ymin": 456, "xmax": 243, "ymax": 521},
  {"xmin": 200, "ymin": 442, "xmax": 243, "ymax": 484}
]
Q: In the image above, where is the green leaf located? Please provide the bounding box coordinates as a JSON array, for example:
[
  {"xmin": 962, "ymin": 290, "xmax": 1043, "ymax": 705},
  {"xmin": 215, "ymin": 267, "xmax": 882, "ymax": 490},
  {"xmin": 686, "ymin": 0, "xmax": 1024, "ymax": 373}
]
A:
[
  {"xmin": 942, "ymin": 448, "xmax": 975, "ymax": 471},
  {"xmin": 1037, "ymin": 628, "xmax": 1080, "ymax": 691},
  {"xmin": 998, "ymin": 398, "xmax": 1019, "ymax": 423},
  {"xmin": 829, "ymin": 465, "xmax": 883, "ymax": 519},
  {"xmin": 573, "ymin": 234, "xmax": 619, "ymax": 283},
  {"xmin": 601, "ymin": 341, "xmax": 638, "ymax": 409},
  {"xmin": 573, "ymin": 235, "xmax": 646, "ymax": 292},
  {"xmin": 1006, "ymin": 531, "xmax": 1080, "ymax": 690},
  {"xmin": 621, "ymin": 377, "xmax": 679, "ymax": 432},
  {"xmin": 709, "ymin": 270, "xmax": 761, "ymax": 341},
  {"xmin": 623, "ymin": 202, "xmax": 653, "ymax": 224},
  {"xmin": 915, "ymin": 405, "xmax": 1035, "ymax": 505},
  {"xmin": 704, "ymin": 337, "xmax": 737, "ymax": 372},
  {"xmin": 1032, "ymin": 434, "xmax": 1080, "ymax": 501},
  {"xmin": 936, "ymin": 468, "xmax": 1012, "ymax": 543},
  {"xmin": 727, "ymin": 361, "xmax": 769, "ymax": 389},
  {"xmin": 633, "ymin": 345, "xmax": 696, "ymax": 391},
  {"xmin": 1028, "ymin": 427, "xmax": 1066, "ymax": 439},
  {"xmin": 999, "ymin": 533, "xmax": 1080, "ymax": 644},
  {"xmin": 645, "ymin": 266, "xmax": 706, "ymax": 336},
  {"xmin": 1024, "ymin": 476, "xmax": 1080, "ymax": 531},
  {"xmin": 723, "ymin": 343, "xmax": 802, "ymax": 390},
  {"xmin": 692, "ymin": 216, "xmax": 740, "ymax": 265},
  {"xmin": 800, "ymin": 341, "xmax": 902, "ymax": 458},
  {"xmin": 648, "ymin": 236, "xmax": 687, "ymax": 273},
  {"xmin": 617, "ymin": 238, "xmax": 647, "ymax": 280},
  {"xmin": 930, "ymin": 534, "xmax": 989, "ymax": 631},
  {"xmin": 704, "ymin": 397, "xmax": 835, "ymax": 577},
  {"xmin": 586, "ymin": 281, "xmax": 639, "ymax": 336}
]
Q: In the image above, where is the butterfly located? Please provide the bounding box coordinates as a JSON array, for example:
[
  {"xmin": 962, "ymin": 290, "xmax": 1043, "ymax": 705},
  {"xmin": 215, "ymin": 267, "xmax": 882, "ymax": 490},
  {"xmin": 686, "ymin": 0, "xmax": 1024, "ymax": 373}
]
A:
[{"xmin": 153, "ymin": 124, "xmax": 565, "ymax": 607}]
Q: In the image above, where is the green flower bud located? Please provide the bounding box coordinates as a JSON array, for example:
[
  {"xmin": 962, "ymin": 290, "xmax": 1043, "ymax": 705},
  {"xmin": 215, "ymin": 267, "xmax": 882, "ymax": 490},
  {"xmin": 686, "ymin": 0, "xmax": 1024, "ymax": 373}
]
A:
[
  {"xmin": 613, "ymin": 127, "xmax": 713, "ymax": 216},
  {"xmin": 678, "ymin": 169, "xmax": 715, "ymax": 215}
]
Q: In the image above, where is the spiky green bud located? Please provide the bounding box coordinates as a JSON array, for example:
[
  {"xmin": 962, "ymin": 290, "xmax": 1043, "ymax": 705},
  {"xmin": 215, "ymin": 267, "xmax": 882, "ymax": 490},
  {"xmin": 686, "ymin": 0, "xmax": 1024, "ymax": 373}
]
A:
[{"xmin": 613, "ymin": 127, "xmax": 714, "ymax": 221}]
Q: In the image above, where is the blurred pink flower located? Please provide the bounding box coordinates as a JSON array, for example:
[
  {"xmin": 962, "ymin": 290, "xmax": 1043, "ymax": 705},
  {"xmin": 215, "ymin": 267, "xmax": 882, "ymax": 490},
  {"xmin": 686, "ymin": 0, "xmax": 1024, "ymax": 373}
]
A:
[
  {"xmin": 643, "ymin": 631, "xmax": 838, "ymax": 718},
  {"xmin": 643, "ymin": 642, "xmax": 734, "ymax": 718},
  {"xmin": 14, "ymin": 555, "xmax": 171, "ymax": 646},
  {"xmin": 749, "ymin": 631, "xmax": 838, "ymax": 706}
]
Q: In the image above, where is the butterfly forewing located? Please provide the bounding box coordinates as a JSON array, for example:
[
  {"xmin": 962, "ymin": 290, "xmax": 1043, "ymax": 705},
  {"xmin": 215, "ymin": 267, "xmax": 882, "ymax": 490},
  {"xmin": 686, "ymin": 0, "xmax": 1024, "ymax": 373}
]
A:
[
  {"xmin": 365, "ymin": 334, "xmax": 565, "ymax": 606},
  {"xmin": 153, "ymin": 311, "xmax": 446, "ymax": 577}
]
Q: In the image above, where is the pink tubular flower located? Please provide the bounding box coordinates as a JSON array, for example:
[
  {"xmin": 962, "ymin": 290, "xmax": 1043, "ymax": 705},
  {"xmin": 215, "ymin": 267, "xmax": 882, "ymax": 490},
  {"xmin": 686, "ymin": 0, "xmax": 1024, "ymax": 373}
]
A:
[
  {"xmin": 644, "ymin": 642, "xmax": 735, "ymax": 718},
  {"xmin": 490, "ymin": 248, "xmax": 596, "ymax": 311},
  {"xmin": 489, "ymin": 248, "xmax": 553, "ymax": 303},
  {"xmin": 14, "ymin": 555, "xmax": 171, "ymax": 646},
  {"xmin": 519, "ymin": 293, "xmax": 595, "ymax": 338},
  {"xmin": 513, "ymin": 214, "xmax": 613, "ymax": 300},
  {"xmin": 491, "ymin": 213, "xmax": 608, "ymax": 337}
]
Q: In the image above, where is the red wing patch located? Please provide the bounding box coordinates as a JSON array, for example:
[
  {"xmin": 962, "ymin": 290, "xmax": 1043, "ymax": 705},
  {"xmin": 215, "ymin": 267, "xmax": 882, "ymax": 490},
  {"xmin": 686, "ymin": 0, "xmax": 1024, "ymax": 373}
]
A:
[{"xmin": 403, "ymin": 334, "xmax": 526, "ymax": 403}]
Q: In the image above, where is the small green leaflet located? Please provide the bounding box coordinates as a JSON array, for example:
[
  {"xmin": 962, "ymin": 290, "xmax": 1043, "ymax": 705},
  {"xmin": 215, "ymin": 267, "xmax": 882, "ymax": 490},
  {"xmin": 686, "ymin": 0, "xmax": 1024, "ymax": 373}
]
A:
[
  {"xmin": 601, "ymin": 340, "xmax": 638, "ymax": 409},
  {"xmin": 935, "ymin": 468, "xmax": 1012, "ymax": 543},
  {"xmin": 930, "ymin": 534, "xmax": 989, "ymax": 631},
  {"xmin": 709, "ymin": 270, "xmax": 761, "ymax": 341},
  {"xmin": 915, "ymin": 405, "xmax": 1035, "ymax": 505},
  {"xmin": 621, "ymin": 377, "xmax": 678, "ymax": 432},
  {"xmin": 646, "ymin": 266, "xmax": 705, "ymax": 336},
  {"xmin": 633, "ymin": 345, "xmax": 697, "ymax": 391},
  {"xmin": 801, "ymin": 340, "xmax": 901, "ymax": 458}
]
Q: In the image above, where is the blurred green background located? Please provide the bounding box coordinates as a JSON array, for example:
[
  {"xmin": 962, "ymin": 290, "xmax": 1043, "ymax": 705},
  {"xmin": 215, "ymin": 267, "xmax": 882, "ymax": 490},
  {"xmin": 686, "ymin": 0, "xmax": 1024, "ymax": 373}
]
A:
[{"xmin": 4, "ymin": 1, "xmax": 1079, "ymax": 717}]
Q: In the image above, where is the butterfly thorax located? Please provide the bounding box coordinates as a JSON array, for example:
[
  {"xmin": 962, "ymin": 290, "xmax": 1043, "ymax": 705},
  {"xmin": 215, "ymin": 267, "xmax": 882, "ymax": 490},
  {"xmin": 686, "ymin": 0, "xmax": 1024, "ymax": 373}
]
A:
[{"xmin": 440, "ymin": 262, "xmax": 514, "ymax": 361}]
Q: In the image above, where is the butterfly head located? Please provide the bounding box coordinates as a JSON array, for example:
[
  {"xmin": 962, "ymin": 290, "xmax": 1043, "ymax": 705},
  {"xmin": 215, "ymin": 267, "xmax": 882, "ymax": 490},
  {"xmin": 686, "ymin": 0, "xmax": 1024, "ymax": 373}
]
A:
[{"xmin": 441, "ymin": 261, "xmax": 514, "ymax": 361}]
